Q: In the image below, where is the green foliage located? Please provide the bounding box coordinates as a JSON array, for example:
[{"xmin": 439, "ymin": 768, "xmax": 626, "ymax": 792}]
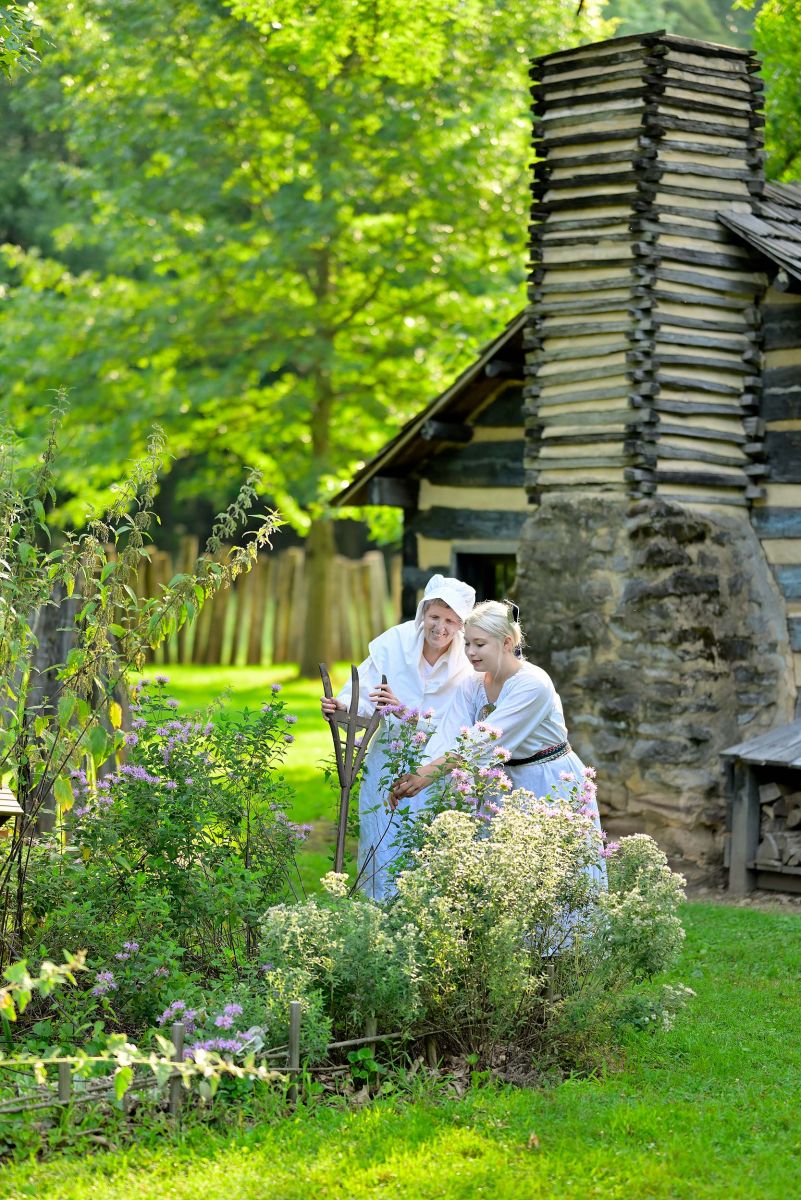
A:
[
  {"xmin": 258, "ymin": 764, "xmax": 688, "ymax": 1070},
  {"xmin": 259, "ymin": 870, "xmax": 421, "ymax": 1037},
  {"xmin": 0, "ymin": 3, "xmax": 43, "ymax": 78},
  {"xmin": 744, "ymin": 0, "xmax": 801, "ymax": 179},
  {"xmin": 0, "ymin": 407, "xmax": 278, "ymax": 963},
  {"xmin": 24, "ymin": 682, "xmax": 304, "ymax": 1033},
  {"xmin": 0, "ymin": 0, "xmax": 611, "ymax": 530},
  {"xmin": 0, "ymin": 951, "xmax": 85, "ymax": 1022},
  {"xmin": 604, "ymin": 0, "xmax": 759, "ymax": 45}
]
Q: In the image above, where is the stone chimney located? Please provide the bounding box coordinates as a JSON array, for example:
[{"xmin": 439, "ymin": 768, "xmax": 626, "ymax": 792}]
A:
[{"xmin": 518, "ymin": 32, "xmax": 796, "ymax": 879}]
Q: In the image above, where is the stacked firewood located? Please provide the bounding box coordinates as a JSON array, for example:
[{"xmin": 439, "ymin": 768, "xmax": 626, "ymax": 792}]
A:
[{"xmin": 755, "ymin": 780, "xmax": 801, "ymax": 868}]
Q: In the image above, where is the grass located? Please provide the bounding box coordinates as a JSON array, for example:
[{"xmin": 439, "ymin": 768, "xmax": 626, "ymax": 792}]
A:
[{"xmin": 3, "ymin": 901, "xmax": 800, "ymax": 1198}]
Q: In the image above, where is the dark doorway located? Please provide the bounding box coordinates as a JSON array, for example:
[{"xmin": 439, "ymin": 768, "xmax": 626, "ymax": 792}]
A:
[{"xmin": 454, "ymin": 552, "xmax": 517, "ymax": 603}]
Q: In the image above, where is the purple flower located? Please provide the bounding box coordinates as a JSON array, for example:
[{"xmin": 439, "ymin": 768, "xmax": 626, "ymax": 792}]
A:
[
  {"xmin": 164, "ymin": 780, "xmax": 178, "ymax": 791},
  {"xmin": 92, "ymin": 970, "xmax": 117, "ymax": 996},
  {"xmin": 184, "ymin": 776, "xmax": 194, "ymax": 786},
  {"xmin": 259, "ymin": 962, "xmax": 275, "ymax": 974},
  {"xmin": 214, "ymin": 1012, "xmax": 234, "ymax": 1029},
  {"xmin": 155, "ymin": 674, "xmax": 170, "ymax": 685},
  {"xmin": 600, "ymin": 841, "xmax": 620, "ymax": 860},
  {"xmin": 124, "ymin": 731, "xmax": 139, "ymax": 747},
  {"xmin": 131, "ymin": 717, "xmax": 147, "ymax": 730},
  {"xmin": 271, "ymin": 683, "xmax": 282, "ymax": 694},
  {"xmin": 157, "ymin": 1001, "xmax": 197, "ymax": 1034},
  {"xmin": 388, "ymin": 740, "xmax": 403, "ymax": 753},
  {"xmin": 153, "ymin": 966, "xmax": 170, "ymax": 979},
  {"xmin": 165, "ymin": 698, "xmax": 179, "ymax": 709},
  {"xmin": 185, "ymin": 1036, "xmax": 245, "ymax": 1059},
  {"xmin": 285, "ymin": 714, "xmax": 298, "ymax": 725},
  {"xmin": 412, "ymin": 731, "xmax": 428, "ymax": 745},
  {"xmin": 284, "ymin": 733, "xmax": 295, "ymax": 744}
]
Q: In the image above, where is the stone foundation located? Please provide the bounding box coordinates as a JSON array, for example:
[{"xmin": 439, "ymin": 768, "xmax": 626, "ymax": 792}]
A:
[{"xmin": 516, "ymin": 497, "xmax": 796, "ymax": 881}]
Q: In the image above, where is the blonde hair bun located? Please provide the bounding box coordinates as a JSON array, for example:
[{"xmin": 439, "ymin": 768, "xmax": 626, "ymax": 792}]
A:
[{"xmin": 464, "ymin": 600, "xmax": 524, "ymax": 657}]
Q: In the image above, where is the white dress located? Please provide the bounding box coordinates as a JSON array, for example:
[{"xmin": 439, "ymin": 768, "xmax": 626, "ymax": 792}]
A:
[
  {"xmin": 337, "ymin": 620, "xmax": 474, "ymax": 901},
  {"xmin": 426, "ymin": 662, "xmax": 607, "ymax": 887}
]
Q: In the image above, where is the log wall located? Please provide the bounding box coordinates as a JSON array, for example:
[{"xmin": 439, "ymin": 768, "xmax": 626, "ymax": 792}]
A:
[
  {"xmin": 403, "ymin": 382, "xmax": 528, "ymax": 603},
  {"xmin": 519, "ymin": 31, "xmax": 798, "ymax": 879},
  {"xmin": 526, "ymin": 32, "xmax": 765, "ymax": 509},
  {"xmin": 752, "ymin": 286, "xmax": 801, "ymax": 697}
]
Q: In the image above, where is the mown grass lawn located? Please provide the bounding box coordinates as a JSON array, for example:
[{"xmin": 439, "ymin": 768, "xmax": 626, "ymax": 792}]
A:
[{"xmin": 3, "ymin": 901, "xmax": 800, "ymax": 1198}]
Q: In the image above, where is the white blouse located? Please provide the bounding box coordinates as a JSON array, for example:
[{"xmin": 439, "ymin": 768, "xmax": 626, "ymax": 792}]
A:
[{"xmin": 425, "ymin": 662, "xmax": 569, "ymax": 764}]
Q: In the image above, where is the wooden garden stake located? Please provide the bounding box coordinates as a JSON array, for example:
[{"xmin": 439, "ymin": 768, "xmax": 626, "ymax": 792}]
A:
[
  {"xmin": 424, "ymin": 1034, "xmax": 438, "ymax": 1070},
  {"xmin": 168, "ymin": 1021, "xmax": 185, "ymax": 1118},
  {"xmin": 320, "ymin": 664, "xmax": 387, "ymax": 873},
  {"xmin": 57, "ymin": 1062, "xmax": 71, "ymax": 1104},
  {"xmin": 287, "ymin": 1000, "xmax": 302, "ymax": 1106}
]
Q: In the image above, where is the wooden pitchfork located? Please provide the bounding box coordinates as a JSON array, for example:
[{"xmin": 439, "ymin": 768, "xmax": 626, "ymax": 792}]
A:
[{"xmin": 319, "ymin": 663, "xmax": 387, "ymax": 873}]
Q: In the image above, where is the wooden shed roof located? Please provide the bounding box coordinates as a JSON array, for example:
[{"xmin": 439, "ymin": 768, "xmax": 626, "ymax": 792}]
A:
[
  {"xmin": 720, "ymin": 719, "xmax": 801, "ymax": 768},
  {"xmin": 719, "ymin": 182, "xmax": 801, "ymax": 287},
  {"xmin": 333, "ymin": 311, "xmax": 525, "ymax": 507}
]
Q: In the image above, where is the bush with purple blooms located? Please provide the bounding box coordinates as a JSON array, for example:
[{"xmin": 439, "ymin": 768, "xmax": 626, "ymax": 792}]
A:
[{"xmin": 23, "ymin": 678, "xmax": 306, "ymax": 1037}]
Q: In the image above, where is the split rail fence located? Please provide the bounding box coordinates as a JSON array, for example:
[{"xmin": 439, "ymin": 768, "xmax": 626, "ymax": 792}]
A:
[
  {"xmin": 0, "ymin": 1003, "xmax": 444, "ymax": 1119},
  {"xmin": 137, "ymin": 539, "xmax": 401, "ymax": 666}
]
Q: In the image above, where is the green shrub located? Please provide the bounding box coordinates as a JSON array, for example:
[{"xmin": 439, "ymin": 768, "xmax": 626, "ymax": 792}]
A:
[
  {"xmin": 259, "ymin": 872, "xmax": 422, "ymax": 1039},
  {"xmin": 24, "ymin": 679, "xmax": 304, "ymax": 1037}
]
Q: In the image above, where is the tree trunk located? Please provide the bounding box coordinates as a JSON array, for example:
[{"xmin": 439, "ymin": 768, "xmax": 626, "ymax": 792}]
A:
[{"xmin": 299, "ymin": 515, "xmax": 336, "ymax": 677}]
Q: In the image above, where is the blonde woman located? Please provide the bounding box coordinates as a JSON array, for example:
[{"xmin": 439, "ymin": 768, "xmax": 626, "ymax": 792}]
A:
[{"xmin": 391, "ymin": 600, "xmax": 605, "ymax": 881}]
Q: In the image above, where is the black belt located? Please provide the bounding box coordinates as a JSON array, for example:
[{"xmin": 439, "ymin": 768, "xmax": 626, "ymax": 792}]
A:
[{"xmin": 508, "ymin": 740, "xmax": 570, "ymax": 767}]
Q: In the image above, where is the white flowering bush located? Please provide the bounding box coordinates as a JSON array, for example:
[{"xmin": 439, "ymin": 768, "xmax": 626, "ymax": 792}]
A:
[
  {"xmin": 254, "ymin": 767, "xmax": 689, "ymax": 1072},
  {"xmin": 391, "ymin": 785, "xmax": 606, "ymax": 1055},
  {"xmin": 258, "ymin": 872, "xmax": 422, "ymax": 1040},
  {"xmin": 590, "ymin": 834, "xmax": 687, "ymax": 980}
]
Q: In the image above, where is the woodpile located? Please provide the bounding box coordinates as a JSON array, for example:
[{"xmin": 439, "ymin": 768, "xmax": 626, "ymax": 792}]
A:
[
  {"xmin": 755, "ymin": 779, "xmax": 801, "ymax": 869},
  {"xmin": 525, "ymin": 32, "xmax": 766, "ymax": 509}
]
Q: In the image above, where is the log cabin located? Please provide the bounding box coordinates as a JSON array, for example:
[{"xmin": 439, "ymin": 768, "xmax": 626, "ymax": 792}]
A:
[{"xmin": 334, "ymin": 31, "xmax": 801, "ymax": 880}]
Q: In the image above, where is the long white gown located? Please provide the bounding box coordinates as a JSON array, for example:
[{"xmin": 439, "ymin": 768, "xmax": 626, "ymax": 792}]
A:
[
  {"xmin": 337, "ymin": 620, "xmax": 474, "ymax": 901},
  {"xmin": 425, "ymin": 661, "xmax": 607, "ymax": 888}
]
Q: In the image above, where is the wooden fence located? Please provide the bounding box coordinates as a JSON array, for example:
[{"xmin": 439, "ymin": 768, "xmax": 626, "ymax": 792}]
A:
[{"xmin": 140, "ymin": 539, "xmax": 401, "ymax": 666}]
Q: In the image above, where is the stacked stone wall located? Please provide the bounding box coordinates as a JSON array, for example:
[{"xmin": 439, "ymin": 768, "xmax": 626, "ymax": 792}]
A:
[{"xmin": 518, "ymin": 496, "xmax": 795, "ymax": 878}]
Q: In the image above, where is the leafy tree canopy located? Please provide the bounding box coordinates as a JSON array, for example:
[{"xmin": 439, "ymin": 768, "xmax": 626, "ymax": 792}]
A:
[
  {"xmin": 0, "ymin": 0, "xmax": 610, "ymax": 533},
  {"xmin": 744, "ymin": 0, "xmax": 801, "ymax": 180}
]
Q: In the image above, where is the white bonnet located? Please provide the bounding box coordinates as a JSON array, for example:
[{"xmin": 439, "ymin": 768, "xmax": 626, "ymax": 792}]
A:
[{"xmin": 414, "ymin": 574, "xmax": 476, "ymax": 626}]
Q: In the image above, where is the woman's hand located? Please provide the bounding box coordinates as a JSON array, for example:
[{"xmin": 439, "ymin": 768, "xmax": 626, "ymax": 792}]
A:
[
  {"xmin": 321, "ymin": 697, "xmax": 346, "ymax": 719},
  {"xmin": 369, "ymin": 681, "xmax": 401, "ymax": 710},
  {"xmin": 390, "ymin": 767, "xmax": 432, "ymax": 808}
]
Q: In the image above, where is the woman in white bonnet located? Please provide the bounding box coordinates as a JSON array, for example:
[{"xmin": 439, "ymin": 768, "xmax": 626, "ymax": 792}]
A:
[{"xmin": 320, "ymin": 573, "xmax": 476, "ymax": 901}]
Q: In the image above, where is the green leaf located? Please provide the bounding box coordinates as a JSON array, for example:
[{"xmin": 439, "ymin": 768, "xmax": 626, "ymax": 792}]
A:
[
  {"xmin": 114, "ymin": 1065, "xmax": 133, "ymax": 1101},
  {"xmin": 54, "ymin": 775, "xmax": 75, "ymax": 813},
  {"xmin": 57, "ymin": 694, "xmax": 77, "ymax": 727}
]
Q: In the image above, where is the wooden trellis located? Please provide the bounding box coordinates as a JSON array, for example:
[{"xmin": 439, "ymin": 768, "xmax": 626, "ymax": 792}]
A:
[{"xmin": 319, "ymin": 664, "xmax": 386, "ymax": 872}]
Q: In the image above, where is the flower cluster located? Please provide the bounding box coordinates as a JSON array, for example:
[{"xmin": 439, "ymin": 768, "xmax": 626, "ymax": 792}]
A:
[
  {"xmin": 114, "ymin": 941, "xmax": 140, "ymax": 961},
  {"xmin": 92, "ymin": 970, "xmax": 118, "ymax": 997},
  {"xmin": 158, "ymin": 999, "xmax": 197, "ymax": 1034},
  {"xmin": 378, "ymin": 704, "xmax": 435, "ymax": 810}
]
